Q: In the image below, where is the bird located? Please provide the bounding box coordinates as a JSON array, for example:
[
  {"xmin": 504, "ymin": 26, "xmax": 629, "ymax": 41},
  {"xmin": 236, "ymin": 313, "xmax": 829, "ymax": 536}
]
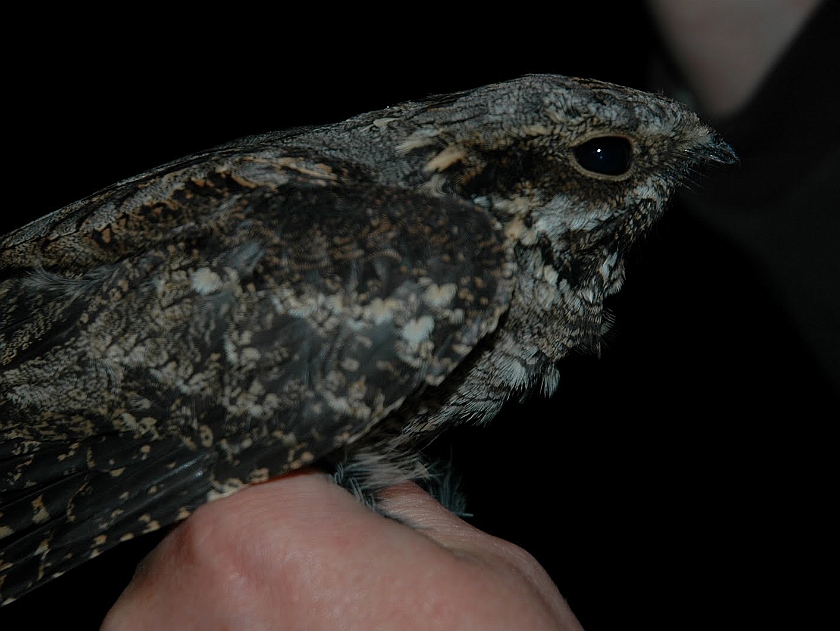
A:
[{"xmin": 0, "ymin": 74, "xmax": 735, "ymax": 604}]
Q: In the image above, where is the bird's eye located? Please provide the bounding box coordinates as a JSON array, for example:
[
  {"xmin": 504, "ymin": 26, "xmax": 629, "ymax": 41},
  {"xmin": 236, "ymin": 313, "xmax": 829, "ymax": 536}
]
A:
[{"xmin": 572, "ymin": 136, "xmax": 633, "ymax": 176}]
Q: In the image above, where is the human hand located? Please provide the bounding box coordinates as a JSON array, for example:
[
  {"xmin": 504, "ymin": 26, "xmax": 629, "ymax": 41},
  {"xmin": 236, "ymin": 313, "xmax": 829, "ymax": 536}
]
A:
[{"xmin": 101, "ymin": 471, "xmax": 582, "ymax": 630}]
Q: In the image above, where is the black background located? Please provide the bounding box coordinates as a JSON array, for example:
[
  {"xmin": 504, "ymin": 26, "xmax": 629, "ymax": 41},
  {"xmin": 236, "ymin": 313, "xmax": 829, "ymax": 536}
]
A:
[{"xmin": 2, "ymin": 3, "xmax": 837, "ymax": 629}]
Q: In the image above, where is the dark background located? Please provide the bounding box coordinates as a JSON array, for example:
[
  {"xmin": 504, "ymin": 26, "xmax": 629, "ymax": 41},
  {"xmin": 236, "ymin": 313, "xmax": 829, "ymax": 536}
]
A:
[{"xmin": 2, "ymin": 3, "xmax": 836, "ymax": 628}]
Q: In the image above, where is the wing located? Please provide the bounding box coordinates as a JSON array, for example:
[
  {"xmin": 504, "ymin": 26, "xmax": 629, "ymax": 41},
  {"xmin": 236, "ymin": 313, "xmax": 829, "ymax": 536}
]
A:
[{"xmin": 0, "ymin": 148, "xmax": 514, "ymax": 602}]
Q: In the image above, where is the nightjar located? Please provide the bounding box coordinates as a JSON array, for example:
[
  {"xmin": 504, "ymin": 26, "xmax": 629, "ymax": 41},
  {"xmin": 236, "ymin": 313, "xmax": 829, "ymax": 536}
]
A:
[{"xmin": 0, "ymin": 74, "xmax": 735, "ymax": 603}]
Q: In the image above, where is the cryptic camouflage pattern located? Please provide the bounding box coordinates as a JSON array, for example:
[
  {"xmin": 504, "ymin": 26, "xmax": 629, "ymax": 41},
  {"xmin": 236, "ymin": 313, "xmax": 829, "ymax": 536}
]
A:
[{"xmin": 0, "ymin": 74, "xmax": 735, "ymax": 603}]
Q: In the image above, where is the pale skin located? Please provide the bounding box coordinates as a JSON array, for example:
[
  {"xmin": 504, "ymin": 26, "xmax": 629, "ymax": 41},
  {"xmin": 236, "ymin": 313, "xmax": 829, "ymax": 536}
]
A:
[
  {"xmin": 645, "ymin": 0, "xmax": 822, "ymax": 117},
  {"xmin": 101, "ymin": 472, "xmax": 584, "ymax": 631}
]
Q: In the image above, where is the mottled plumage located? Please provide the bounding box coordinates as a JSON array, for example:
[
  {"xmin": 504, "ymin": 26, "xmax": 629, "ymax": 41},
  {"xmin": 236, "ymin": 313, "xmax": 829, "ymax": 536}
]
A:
[{"xmin": 0, "ymin": 74, "xmax": 735, "ymax": 603}]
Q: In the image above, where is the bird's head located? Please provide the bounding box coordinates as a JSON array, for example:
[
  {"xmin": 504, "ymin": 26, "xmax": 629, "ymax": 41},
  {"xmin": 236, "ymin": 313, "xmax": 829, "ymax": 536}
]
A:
[{"xmin": 398, "ymin": 74, "xmax": 736, "ymax": 292}]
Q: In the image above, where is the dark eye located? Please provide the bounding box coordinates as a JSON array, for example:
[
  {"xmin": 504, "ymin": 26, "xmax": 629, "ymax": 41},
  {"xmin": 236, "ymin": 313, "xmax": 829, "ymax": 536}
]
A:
[{"xmin": 572, "ymin": 136, "xmax": 633, "ymax": 176}]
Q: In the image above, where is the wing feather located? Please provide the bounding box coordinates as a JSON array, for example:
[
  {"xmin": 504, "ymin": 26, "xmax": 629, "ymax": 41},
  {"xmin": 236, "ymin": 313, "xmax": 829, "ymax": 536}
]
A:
[{"xmin": 0, "ymin": 148, "xmax": 513, "ymax": 601}]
